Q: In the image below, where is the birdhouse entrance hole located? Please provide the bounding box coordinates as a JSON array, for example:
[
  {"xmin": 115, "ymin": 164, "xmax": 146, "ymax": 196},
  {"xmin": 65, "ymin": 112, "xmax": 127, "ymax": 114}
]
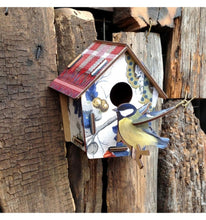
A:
[{"xmin": 110, "ymin": 82, "xmax": 133, "ymax": 107}]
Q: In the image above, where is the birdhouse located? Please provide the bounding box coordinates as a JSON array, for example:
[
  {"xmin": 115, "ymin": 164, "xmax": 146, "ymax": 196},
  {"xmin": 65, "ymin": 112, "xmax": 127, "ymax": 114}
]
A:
[{"xmin": 49, "ymin": 40, "xmax": 168, "ymax": 159}]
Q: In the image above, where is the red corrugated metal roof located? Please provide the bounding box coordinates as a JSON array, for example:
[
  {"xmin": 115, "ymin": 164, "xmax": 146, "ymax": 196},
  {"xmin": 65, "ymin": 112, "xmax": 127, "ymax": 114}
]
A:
[{"xmin": 49, "ymin": 40, "xmax": 126, "ymax": 99}]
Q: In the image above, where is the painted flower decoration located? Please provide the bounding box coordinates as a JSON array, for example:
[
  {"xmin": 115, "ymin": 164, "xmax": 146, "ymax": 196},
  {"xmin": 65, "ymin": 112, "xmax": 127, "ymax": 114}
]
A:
[{"xmin": 86, "ymin": 84, "xmax": 98, "ymax": 101}]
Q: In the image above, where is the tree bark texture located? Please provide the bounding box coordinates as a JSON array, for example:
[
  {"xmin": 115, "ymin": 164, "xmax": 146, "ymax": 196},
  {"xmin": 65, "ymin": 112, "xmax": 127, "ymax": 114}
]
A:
[
  {"xmin": 0, "ymin": 7, "xmax": 75, "ymax": 212},
  {"xmin": 158, "ymin": 100, "xmax": 206, "ymax": 212},
  {"xmin": 165, "ymin": 7, "xmax": 206, "ymax": 98},
  {"xmin": 106, "ymin": 32, "xmax": 164, "ymax": 212},
  {"xmin": 113, "ymin": 7, "xmax": 181, "ymax": 31},
  {"xmin": 54, "ymin": 8, "xmax": 103, "ymax": 213}
]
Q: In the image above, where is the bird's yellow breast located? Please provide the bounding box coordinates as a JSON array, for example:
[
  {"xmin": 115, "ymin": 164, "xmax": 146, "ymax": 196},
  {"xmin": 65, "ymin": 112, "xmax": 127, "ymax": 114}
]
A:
[{"xmin": 119, "ymin": 118, "xmax": 157, "ymax": 147}]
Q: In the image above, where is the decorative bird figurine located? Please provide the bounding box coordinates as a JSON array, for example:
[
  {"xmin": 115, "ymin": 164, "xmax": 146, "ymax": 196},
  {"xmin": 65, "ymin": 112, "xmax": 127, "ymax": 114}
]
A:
[
  {"xmin": 114, "ymin": 102, "xmax": 171, "ymax": 168},
  {"xmin": 113, "ymin": 93, "xmax": 196, "ymax": 168}
]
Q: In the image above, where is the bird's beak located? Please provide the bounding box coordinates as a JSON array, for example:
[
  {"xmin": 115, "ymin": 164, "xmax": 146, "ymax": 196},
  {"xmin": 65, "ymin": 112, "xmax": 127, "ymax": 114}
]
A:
[{"xmin": 113, "ymin": 108, "xmax": 117, "ymax": 112}]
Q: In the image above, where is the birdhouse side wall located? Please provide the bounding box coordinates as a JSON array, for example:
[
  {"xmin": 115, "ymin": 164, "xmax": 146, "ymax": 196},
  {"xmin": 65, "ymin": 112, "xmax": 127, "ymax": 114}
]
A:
[{"xmin": 68, "ymin": 97, "xmax": 85, "ymax": 151}]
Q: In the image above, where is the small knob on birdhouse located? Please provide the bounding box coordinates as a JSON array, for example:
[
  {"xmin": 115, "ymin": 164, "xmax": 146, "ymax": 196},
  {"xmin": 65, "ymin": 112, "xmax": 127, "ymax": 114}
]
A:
[
  {"xmin": 92, "ymin": 97, "xmax": 102, "ymax": 108},
  {"xmin": 100, "ymin": 99, "xmax": 109, "ymax": 112}
]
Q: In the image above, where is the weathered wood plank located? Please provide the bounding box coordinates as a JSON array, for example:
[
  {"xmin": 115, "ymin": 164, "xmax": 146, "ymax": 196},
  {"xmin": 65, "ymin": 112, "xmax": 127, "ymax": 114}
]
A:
[
  {"xmin": 55, "ymin": 8, "xmax": 97, "ymax": 74},
  {"xmin": 107, "ymin": 32, "xmax": 164, "ymax": 212},
  {"xmin": 54, "ymin": 8, "xmax": 103, "ymax": 213},
  {"xmin": 164, "ymin": 17, "xmax": 182, "ymax": 98},
  {"xmin": 0, "ymin": 7, "xmax": 75, "ymax": 212},
  {"xmin": 113, "ymin": 7, "xmax": 181, "ymax": 31},
  {"xmin": 68, "ymin": 145, "xmax": 103, "ymax": 212},
  {"xmin": 158, "ymin": 7, "xmax": 181, "ymax": 27},
  {"xmin": 165, "ymin": 7, "xmax": 206, "ymax": 98},
  {"xmin": 158, "ymin": 100, "xmax": 206, "ymax": 212}
]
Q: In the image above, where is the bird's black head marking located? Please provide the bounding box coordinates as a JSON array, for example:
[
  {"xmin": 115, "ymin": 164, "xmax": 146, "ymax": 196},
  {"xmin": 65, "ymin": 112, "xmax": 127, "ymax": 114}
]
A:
[{"xmin": 115, "ymin": 103, "xmax": 137, "ymax": 120}]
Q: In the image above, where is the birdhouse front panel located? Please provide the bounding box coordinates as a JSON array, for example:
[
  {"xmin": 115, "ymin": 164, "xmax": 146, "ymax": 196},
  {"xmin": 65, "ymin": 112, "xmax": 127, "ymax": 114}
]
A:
[{"xmin": 81, "ymin": 53, "xmax": 159, "ymax": 159}]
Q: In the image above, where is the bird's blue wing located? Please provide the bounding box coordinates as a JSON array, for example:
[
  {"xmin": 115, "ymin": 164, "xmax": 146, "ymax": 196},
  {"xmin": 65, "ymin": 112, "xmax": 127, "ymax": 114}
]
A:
[
  {"xmin": 129, "ymin": 103, "xmax": 151, "ymax": 122},
  {"xmin": 132, "ymin": 106, "xmax": 175, "ymax": 125}
]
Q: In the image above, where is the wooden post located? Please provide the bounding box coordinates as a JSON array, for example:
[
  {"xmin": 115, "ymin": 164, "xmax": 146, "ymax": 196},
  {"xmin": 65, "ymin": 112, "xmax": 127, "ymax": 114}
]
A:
[
  {"xmin": 159, "ymin": 7, "xmax": 206, "ymax": 212},
  {"xmin": 158, "ymin": 100, "xmax": 206, "ymax": 212},
  {"xmin": 165, "ymin": 7, "xmax": 206, "ymax": 98},
  {"xmin": 54, "ymin": 8, "xmax": 103, "ymax": 212},
  {"xmin": 106, "ymin": 32, "xmax": 164, "ymax": 212},
  {"xmin": 113, "ymin": 7, "xmax": 181, "ymax": 31},
  {"xmin": 55, "ymin": 8, "xmax": 97, "ymax": 74},
  {"xmin": 0, "ymin": 7, "xmax": 74, "ymax": 212}
]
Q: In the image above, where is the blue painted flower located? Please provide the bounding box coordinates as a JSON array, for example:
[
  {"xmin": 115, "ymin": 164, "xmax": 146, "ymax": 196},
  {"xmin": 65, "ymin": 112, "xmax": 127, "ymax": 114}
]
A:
[
  {"xmin": 144, "ymin": 80, "xmax": 149, "ymax": 86},
  {"xmin": 112, "ymin": 125, "xmax": 118, "ymax": 140},
  {"xmin": 85, "ymin": 83, "xmax": 98, "ymax": 101},
  {"xmin": 83, "ymin": 110, "xmax": 92, "ymax": 128}
]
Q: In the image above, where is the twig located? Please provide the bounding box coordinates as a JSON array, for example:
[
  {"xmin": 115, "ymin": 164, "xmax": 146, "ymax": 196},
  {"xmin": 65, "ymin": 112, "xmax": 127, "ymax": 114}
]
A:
[{"xmin": 87, "ymin": 115, "xmax": 117, "ymax": 143}]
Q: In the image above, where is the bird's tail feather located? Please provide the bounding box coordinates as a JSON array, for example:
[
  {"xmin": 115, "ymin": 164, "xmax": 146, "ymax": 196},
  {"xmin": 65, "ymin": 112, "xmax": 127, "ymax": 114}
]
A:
[{"xmin": 143, "ymin": 127, "xmax": 169, "ymax": 149}]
